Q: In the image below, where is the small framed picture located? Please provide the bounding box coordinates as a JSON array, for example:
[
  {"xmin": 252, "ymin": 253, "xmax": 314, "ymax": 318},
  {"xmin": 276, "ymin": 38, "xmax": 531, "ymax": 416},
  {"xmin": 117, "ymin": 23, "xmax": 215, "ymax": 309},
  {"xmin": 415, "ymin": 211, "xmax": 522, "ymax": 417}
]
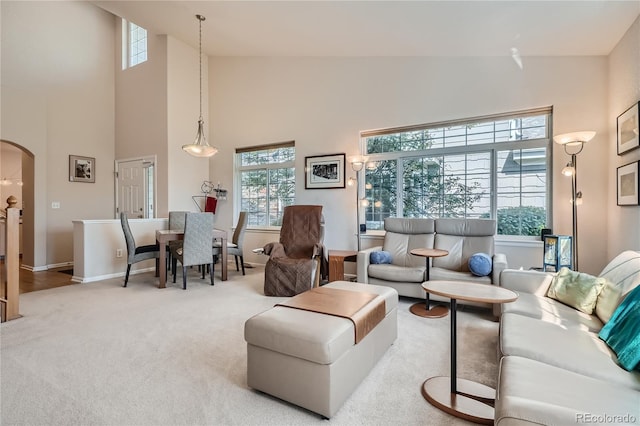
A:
[
  {"xmin": 617, "ymin": 160, "xmax": 639, "ymax": 206},
  {"xmin": 69, "ymin": 155, "xmax": 95, "ymax": 183},
  {"xmin": 617, "ymin": 101, "xmax": 639, "ymax": 155},
  {"xmin": 305, "ymin": 153, "xmax": 345, "ymax": 189}
]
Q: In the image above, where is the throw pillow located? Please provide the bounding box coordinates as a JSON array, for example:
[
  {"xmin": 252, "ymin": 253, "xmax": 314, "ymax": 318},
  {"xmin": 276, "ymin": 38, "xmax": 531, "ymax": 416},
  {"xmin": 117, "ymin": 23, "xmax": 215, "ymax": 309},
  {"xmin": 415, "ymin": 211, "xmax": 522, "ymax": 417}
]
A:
[
  {"xmin": 370, "ymin": 251, "xmax": 392, "ymax": 264},
  {"xmin": 468, "ymin": 253, "xmax": 492, "ymax": 276},
  {"xmin": 598, "ymin": 284, "xmax": 640, "ymax": 371},
  {"xmin": 546, "ymin": 267, "xmax": 606, "ymax": 315}
]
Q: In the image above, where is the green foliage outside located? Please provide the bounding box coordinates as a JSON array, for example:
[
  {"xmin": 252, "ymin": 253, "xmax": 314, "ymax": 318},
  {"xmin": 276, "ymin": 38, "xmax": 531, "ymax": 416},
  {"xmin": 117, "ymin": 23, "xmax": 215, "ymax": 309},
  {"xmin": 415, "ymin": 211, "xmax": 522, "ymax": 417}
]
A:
[
  {"xmin": 481, "ymin": 206, "xmax": 546, "ymax": 236},
  {"xmin": 364, "ymin": 133, "xmax": 483, "ymax": 228}
]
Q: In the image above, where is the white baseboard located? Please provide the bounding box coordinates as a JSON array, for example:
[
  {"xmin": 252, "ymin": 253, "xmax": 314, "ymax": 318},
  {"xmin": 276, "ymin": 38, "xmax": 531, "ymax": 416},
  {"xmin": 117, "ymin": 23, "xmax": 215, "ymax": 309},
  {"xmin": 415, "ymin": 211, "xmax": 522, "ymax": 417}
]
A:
[{"xmin": 75, "ymin": 266, "xmax": 155, "ymax": 284}]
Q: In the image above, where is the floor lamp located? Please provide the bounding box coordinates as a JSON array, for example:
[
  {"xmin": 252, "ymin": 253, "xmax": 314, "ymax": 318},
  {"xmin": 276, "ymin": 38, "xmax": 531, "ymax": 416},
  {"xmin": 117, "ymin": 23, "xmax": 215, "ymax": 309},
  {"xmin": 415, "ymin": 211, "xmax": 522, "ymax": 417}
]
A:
[
  {"xmin": 348, "ymin": 156, "xmax": 366, "ymax": 251},
  {"xmin": 553, "ymin": 131, "xmax": 596, "ymax": 271}
]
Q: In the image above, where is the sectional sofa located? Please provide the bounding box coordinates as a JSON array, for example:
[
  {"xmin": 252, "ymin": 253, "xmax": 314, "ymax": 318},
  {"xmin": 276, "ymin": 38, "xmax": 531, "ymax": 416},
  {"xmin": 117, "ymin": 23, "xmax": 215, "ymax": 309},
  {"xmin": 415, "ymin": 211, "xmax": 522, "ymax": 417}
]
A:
[{"xmin": 495, "ymin": 250, "xmax": 640, "ymax": 425}]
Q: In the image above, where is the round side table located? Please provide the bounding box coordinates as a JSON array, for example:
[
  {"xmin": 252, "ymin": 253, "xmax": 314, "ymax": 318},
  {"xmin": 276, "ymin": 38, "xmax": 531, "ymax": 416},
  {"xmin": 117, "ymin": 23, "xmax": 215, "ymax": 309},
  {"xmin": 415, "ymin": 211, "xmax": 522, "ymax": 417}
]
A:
[
  {"xmin": 420, "ymin": 280, "xmax": 518, "ymax": 424},
  {"xmin": 409, "ymin": 248, "xmax": 449, "ymax": 318}
]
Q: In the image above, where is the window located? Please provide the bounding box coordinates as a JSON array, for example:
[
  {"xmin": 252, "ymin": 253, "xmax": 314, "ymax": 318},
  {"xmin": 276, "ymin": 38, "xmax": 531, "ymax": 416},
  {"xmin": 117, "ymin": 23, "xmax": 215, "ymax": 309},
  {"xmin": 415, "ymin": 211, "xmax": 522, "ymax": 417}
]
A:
[
  {"xmin": 122, "ymin": 19, "xmax": 147, "ymax": 69},
  {"xmin": 236, "ymin": 142, "xmax": 296, "ymax": 227},
  {"xmin": 361, "ymin": 108, "xmax": 551, "ymax": 236}
]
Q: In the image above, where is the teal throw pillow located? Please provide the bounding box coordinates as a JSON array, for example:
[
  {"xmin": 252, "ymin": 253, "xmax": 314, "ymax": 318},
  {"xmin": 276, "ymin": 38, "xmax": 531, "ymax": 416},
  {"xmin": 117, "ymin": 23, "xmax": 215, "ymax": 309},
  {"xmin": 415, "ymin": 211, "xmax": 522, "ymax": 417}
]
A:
[
  {"xmin": 598, "ymin": 284, "xmax": 640, "ymax": 371},
  {"xmin": 370, "ymin": 251, "xmax": 392, "ymax": 264},
  {"xmin": 468, "ymin": 253, "xmax": 492, "ymax": 276}
]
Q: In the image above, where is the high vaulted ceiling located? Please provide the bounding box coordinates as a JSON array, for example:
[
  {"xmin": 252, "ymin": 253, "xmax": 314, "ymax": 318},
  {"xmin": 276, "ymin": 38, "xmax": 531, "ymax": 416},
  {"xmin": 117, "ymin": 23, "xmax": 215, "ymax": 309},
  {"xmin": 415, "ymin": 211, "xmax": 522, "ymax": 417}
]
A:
[{"xmin": 92, "ymin": 1, "xmax": 640, "ymax": 57}]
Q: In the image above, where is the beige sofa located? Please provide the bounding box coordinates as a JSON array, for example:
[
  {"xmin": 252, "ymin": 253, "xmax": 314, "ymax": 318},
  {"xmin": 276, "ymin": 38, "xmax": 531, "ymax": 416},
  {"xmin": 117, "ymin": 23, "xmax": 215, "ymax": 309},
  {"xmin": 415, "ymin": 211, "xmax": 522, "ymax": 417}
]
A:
[
  {"xmin": 357, "ymin": 217, "xmax": 507, "ymax": 303},
  {"xmin": 495, "ymin": 250, "xmax": 640, "ymax": 425}
]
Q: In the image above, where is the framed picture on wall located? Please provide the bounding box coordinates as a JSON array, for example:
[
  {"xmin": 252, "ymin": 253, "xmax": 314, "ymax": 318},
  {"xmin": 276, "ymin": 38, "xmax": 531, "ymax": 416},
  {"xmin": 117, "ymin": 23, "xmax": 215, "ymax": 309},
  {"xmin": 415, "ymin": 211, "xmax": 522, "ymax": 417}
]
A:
[
  {"xmin": 304, "ymin": 153, "xmax": 345, "ymax": 189},
  {"xmin": 69, "ymin": 155, "xmax": 95, "ymax": 183},
  {"xmin": 617, "ymin": 160, "xmax": 639, "ymax": 206},
  {"xmin": 617, "ymin": 101, "xmax": 639, "ymax": 155}
]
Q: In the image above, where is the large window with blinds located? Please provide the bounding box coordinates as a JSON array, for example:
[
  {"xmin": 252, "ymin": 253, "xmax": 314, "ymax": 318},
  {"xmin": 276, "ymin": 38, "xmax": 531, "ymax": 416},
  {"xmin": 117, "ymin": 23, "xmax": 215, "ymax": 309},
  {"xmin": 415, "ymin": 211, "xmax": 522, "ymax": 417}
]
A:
[
  {"xmin": 361, "ymin": 108, "xmax": 552, "ymax": 236},
  {"xmin": 236, "ymin": 142, "xmax": 296, "ymax": 227}
]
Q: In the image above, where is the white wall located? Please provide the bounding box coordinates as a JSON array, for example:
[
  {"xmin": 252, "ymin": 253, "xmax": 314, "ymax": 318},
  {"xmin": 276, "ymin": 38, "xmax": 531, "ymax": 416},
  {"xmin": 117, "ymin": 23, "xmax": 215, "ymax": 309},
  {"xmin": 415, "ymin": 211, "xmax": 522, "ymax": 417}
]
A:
[
  {"xmin": 115, "ymin": 21, "xmax": 169, "ymax": 216},
  {"xmin": 1, "ymin": 1, "xmax": 115, "ymax": 268},
  {"xmin": 72, "ymin": 218, "xmax": 166, "ymax": 282},
  {"xmin": 608, "ymin": 16, "xmax": 640, "ymax": 260},
  {"xmin": 209, "ymin": 56, "xmax": 611, "ymax": 275},
  {"xmin": 166, "ymin": 37, "xmax": 210, "ymax": 214}
]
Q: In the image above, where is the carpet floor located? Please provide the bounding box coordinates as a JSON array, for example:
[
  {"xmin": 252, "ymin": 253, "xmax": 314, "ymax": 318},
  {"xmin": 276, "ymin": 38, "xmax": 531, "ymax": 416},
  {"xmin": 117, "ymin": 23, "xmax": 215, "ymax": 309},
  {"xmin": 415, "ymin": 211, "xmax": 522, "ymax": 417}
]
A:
[{"xmin": 1, "ymin": 265, "xmax": 499, "ymax": 425}]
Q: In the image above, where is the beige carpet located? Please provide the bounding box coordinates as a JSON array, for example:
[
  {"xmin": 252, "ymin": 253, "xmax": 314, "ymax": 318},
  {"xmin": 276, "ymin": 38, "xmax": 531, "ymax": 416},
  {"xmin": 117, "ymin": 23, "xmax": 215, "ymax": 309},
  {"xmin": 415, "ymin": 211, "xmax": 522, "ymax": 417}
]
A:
[{"xmin": 1, "ymin": 265, "xmax": 499, "ymax": 425}]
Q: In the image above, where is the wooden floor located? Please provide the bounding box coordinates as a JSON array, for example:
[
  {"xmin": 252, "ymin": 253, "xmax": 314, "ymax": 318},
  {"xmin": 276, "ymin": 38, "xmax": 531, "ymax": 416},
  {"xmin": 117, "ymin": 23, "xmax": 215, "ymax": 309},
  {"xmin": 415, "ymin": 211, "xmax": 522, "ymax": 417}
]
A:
[
  {"xmin": 18, "ymin": 266, "xmax": 75, "ymax": 294},
  {"xmin": 2, "ymin": 260, "xmax": 75, "ymax": 294}
]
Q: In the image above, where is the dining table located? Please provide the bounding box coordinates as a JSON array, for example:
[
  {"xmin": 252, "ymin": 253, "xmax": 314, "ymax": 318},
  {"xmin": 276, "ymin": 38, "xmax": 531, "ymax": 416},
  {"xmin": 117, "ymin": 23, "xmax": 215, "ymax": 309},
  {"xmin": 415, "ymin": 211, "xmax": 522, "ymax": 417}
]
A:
[{"xmin": 155, "ymin": 228, "xmax": 228, "ymax": 289}]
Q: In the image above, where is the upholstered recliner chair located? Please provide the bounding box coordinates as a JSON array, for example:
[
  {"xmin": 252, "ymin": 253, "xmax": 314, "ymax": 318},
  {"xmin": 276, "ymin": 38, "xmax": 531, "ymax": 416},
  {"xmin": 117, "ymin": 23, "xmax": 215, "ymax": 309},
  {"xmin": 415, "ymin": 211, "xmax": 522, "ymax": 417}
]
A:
[
  {"xmin": 357, "ymin": 217, "xmax": 507, "ymax": 302},
  {"xmin": 263, "ymin": 205, "xmax": 324, "ymax": 297}
]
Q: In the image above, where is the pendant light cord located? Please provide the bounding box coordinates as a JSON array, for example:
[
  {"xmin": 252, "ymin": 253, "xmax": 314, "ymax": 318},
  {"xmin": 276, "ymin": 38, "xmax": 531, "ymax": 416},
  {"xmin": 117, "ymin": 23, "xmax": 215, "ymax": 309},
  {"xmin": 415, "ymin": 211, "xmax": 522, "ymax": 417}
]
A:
[{"xmin": 198, "ymin": 15, "xmax": 203, "ymax": 121}]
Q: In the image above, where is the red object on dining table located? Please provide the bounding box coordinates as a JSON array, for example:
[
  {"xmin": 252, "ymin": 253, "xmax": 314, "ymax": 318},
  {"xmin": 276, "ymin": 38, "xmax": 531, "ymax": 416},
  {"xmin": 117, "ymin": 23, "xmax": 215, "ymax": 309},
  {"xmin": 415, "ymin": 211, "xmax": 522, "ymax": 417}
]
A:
[{"xmin": 205, "ymin": 196, "xmax": 217, "ymax": 214}]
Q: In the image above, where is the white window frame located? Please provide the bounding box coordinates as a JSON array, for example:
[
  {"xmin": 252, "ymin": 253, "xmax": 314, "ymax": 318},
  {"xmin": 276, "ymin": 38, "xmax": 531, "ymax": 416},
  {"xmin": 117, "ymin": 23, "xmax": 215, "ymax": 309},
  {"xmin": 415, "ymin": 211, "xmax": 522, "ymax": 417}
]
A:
[
  {"xmin": 359, "ymin": 108, "xmax": 553, "ymax": 240},
  {"xmin": 122, "ymin": 19, "xmax": 148, "ymax": 70},
  {"xmin": 234, "ymin": 142, "xmax": 296, "ymax": 229}
]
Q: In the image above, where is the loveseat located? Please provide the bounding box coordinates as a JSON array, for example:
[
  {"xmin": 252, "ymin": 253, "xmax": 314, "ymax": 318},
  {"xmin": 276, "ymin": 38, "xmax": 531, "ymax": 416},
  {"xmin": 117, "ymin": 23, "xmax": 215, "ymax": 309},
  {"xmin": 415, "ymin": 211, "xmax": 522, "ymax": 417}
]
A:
[
  {"xmin": 495, "ymin": 250, "xmax": 640, "ymax": 425},
  {"xmin": 357, "ymin": 217, "xmax": 508, "ymax": 303}
]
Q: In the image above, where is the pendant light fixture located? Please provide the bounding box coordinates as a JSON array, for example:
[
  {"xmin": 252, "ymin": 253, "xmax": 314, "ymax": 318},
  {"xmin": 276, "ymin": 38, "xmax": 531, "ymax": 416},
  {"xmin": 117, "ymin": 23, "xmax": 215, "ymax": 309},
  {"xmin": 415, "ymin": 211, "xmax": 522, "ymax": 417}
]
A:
[{"xmin": 182, "ymin": 14, "xmax": 218, "ymax": 158}]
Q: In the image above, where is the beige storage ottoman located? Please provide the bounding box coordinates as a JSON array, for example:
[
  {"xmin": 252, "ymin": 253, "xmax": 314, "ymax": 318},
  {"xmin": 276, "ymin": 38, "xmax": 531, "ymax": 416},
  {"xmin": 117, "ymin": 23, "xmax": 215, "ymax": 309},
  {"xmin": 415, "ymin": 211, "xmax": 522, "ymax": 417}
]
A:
[{"xmin": 244, "ymin": 281, "xmax": 398, "ymax": 418}]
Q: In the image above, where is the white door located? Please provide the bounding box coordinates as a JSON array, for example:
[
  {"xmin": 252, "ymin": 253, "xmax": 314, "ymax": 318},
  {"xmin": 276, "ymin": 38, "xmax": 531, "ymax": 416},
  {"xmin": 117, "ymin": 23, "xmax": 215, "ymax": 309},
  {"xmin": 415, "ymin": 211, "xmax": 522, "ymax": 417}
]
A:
[{"xmin": 115, "ymin": 157, "xmax": 155, "ymax": 219}]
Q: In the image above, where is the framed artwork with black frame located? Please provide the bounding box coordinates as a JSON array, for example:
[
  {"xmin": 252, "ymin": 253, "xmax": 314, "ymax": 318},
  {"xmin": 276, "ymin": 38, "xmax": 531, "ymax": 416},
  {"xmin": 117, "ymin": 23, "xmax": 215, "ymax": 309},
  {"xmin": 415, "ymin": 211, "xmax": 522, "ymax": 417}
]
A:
[
  {"xmin": 617, "ymin": 101, "xmax": 639, "ymax": 155},
  {"xmin": 304, "ymin": 153, "xmax": 345, "ymax": 189},
  {"xmin": 617, "ymin": 160, "xmax": 639, "ymax": 206},
  {"xmin": 69, "ymin": 155, "xmax": 95, "ymax": 183}
]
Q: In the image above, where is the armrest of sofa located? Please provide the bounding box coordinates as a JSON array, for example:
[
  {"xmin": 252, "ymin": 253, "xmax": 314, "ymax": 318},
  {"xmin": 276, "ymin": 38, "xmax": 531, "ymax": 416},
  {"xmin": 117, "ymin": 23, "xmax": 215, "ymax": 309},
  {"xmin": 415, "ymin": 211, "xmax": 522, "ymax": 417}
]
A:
[
  {"xmin": 491, "ymin": 253, "xmax": 508, "ymax": 286},
  {"xmin": 499, "ymin": 268, "xmax": 555, "ymax": 296},
  {"xmin": 356, "ymin": 246, "xmax": 382, "ymax": 284}
]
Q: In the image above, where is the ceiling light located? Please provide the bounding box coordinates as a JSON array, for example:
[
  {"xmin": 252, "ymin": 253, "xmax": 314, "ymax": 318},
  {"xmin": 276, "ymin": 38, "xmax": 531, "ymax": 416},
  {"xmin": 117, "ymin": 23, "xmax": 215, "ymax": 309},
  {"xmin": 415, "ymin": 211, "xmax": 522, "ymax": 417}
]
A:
[{"xmin": 182, "ymin": 14, "xmax": 218, "ymax": 158}]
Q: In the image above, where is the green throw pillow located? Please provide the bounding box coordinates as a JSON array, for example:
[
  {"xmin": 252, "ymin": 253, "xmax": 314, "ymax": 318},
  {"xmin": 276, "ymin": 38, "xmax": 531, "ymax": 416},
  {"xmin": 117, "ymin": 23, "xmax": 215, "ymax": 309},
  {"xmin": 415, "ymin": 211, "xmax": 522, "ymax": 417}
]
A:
[{"xmin": 546, "ymin": 267, "xmax": 606, "ymax": 315}]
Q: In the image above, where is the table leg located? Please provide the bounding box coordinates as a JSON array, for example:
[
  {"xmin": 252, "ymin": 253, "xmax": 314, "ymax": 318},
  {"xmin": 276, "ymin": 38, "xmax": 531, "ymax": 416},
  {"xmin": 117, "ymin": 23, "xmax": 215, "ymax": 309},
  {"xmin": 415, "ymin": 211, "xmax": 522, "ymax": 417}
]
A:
[
  {"xmin": 421, "ymin": 297, "xmax": 496, "ymax": 424},
  {"xmin": 221, "ymin": 237, "xmax": 228, "ymax": 281},
  {"xmin": 158, "ymin": 240, "xmax": 167, "ymax": 289},
  {"xmin": 409, "ymin": 256, "xmax": 448, "ymax": 318},
  {"xmin": 451, "ymin": 298, "xmax": 457, "ymax": 393}
]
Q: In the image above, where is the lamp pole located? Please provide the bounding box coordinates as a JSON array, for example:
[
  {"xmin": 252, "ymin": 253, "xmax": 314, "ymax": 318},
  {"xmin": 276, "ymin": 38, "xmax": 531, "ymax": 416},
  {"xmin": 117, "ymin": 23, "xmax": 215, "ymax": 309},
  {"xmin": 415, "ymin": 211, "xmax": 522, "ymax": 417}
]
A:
[
  {"xmin": 570, "ymin": 152, "xmax": 579, "ymax": 271},
  {"xmin": 554, "ymin": 131, "xmax": 594, "ymax": 272},
  {"xmin": 350, "ymin": 157, "xmax": 365, "ymax": 251},
  {"xmin": 356, "ymin": 171, "xmax": 361, "ymax": 251}
]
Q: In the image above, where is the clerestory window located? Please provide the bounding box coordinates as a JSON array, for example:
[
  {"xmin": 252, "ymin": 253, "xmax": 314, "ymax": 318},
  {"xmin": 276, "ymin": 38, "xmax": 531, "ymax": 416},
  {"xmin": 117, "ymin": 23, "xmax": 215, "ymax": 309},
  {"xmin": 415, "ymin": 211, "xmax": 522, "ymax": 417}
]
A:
[
  {"xmin": 235, "ymin": 142, "xmax": 296, "ymax": 227},
  {"xmin": 122, "ymin": 19, "xmax": 147, "ymax": 69},
  {"xmin": 360, "ymin": 108, "xmax": 552, "ymax": 237}
]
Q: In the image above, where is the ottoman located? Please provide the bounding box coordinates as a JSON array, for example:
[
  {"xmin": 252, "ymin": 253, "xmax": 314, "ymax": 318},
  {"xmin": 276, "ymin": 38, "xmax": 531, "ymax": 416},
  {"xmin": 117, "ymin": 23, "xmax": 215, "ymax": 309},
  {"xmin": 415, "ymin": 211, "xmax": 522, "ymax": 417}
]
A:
[{"xmin": 244, "ymin": 281, "xmax": 398, "ymax": 418}]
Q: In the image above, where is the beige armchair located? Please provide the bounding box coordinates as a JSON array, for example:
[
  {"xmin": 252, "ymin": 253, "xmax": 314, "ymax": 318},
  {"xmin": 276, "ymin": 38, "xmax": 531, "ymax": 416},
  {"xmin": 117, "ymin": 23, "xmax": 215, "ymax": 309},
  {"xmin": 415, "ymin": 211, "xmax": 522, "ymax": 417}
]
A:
[{"xmin": 357, "ymin": 217, "xmax": 507, "ymax": 302}]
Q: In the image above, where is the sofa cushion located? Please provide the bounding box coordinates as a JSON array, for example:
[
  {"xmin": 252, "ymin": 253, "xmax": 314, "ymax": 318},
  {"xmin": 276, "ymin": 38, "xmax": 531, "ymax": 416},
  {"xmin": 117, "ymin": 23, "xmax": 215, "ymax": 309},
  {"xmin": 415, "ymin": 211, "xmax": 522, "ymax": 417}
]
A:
[
  {"xmin": 499, "ymin": 313, "xmax": 640, "ymax": 390},
  {"xmin": 370, "ymin": 251, "xmax": 392, "ymax": 264},
  {"xmin": 596, "ymin": 250, "xmax": 640, "ymax": 324},
  {"xmin": 501, "ymin": 292, "xmax": 604, "ymax": 332},
  {"xmin": 468, "ymin": 252, "xmax": 492, "ymax": 276},
  {"xmin": 429, "ymin": 267, "xmax": 492, "ymax": 285},
  {"xmin": 495, "ymin": 356, "xmax": 640, "ymax": 426},
  {"xmin": 546, "ymin": 267, "xmax": 606, "ymax": 315},
  {"xmin": 368, "ymin": 263, "xmax": 424, "ymax": 283},
  {"xmin": 432, "ymin": 219, "xmax": 495, "ymax": 272}
]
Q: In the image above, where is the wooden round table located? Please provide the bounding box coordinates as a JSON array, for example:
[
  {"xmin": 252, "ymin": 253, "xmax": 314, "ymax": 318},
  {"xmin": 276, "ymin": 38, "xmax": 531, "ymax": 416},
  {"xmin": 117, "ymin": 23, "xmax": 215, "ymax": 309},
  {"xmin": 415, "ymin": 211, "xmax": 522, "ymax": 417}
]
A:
[
  {"xmin": 420, "ymin": 281, "xmax": 518, "ymax": 425},
  {"xmin": 409, "ymin": 248, "xmax": 449, "ymax": 318}
]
